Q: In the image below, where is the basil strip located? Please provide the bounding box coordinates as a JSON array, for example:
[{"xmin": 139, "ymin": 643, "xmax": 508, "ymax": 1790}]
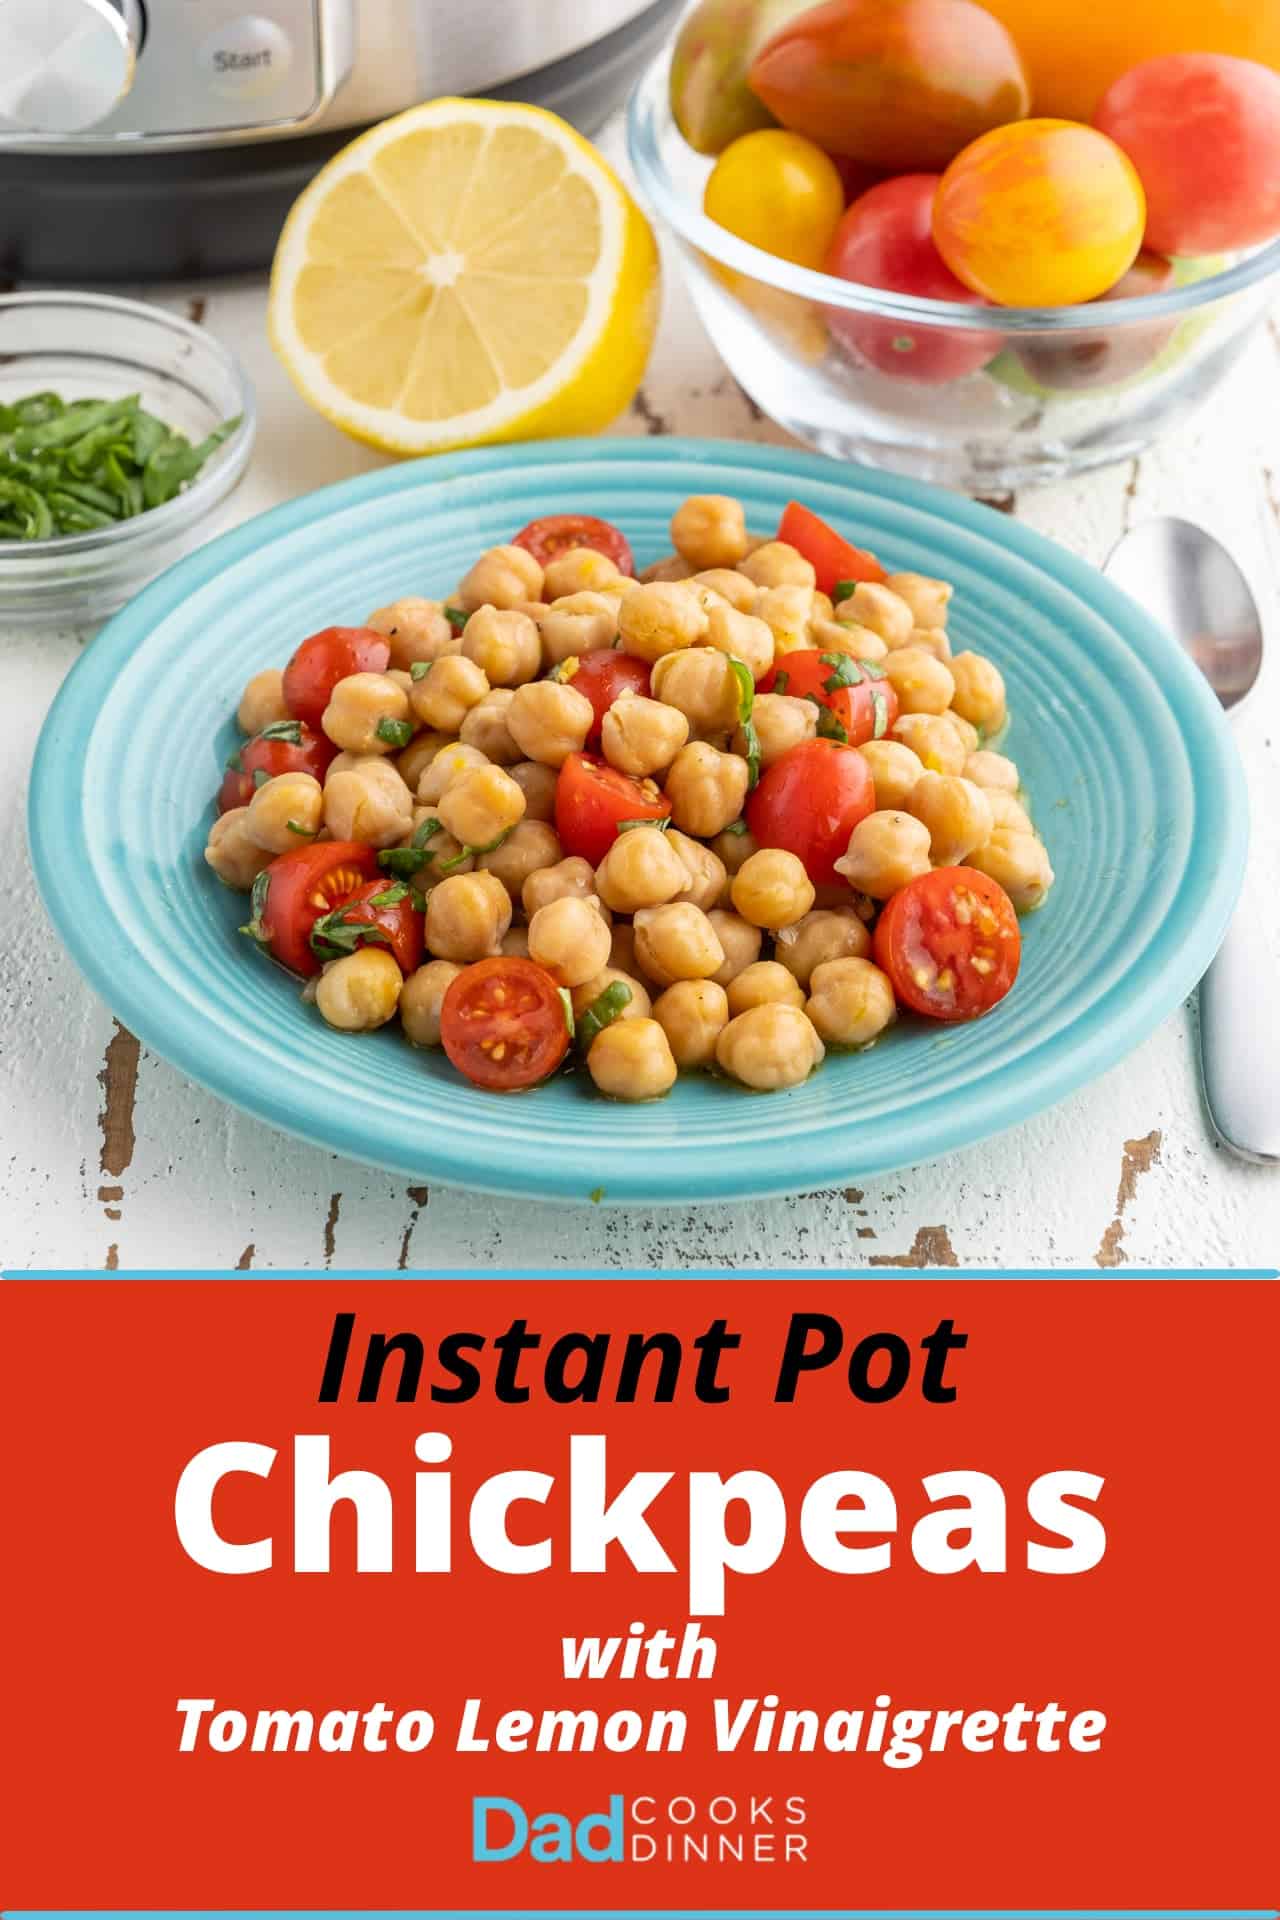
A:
[
  {"xmin": 616, "ymin": 815, "xmax": 671, "ymax": 833},
  {"xmin": 376, "ymin": 717, "xmax": 414, "ymax": 748},
  {"xmin": 557, "ymin": 987, "xmax": 576, "ymax": 1041},
  {"xmin": 378, "ymin": 816, "xmax": 444, "ymax": 878},
  {"xmin": 438, "ymin": 827, "xmax": 512, "ymax": 875},
  {"xmin": 831, "ymin": 579, "xmax": 858, "ymax": 604},
  {"xmin": 577, "ymin": 980, "xmax": 632, "ymax": 1050},
  {"xmin": 256, "ymin": 719, "xmax": 304, "ymax": 744},
  {"xmin": 444, "ymin": 605, "xmax": 468, "ymax": 632},
  {"xmin": 820, "ymin": 650, "xmax": 863, "ymax": 690},
  {"xmin": 238, "ymin": 868, "xmax": 272, "ymax": 947},
  {"xmin": 727, "ymin": 655, "xmax": 761, "ymax": 789},
  {"xmin": 871, "ymin": 690, "xmax": 890, "ymax": 740}
]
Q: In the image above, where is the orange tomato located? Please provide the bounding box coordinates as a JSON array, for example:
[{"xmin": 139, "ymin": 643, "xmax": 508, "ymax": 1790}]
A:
[{"xmin": 932, "ymin": 120, "xmax": 1146, "ymax": 310}]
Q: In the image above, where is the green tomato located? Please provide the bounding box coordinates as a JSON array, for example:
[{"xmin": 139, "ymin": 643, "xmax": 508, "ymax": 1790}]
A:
[{"xmin": 668, "ymin": 0, "xmax": 811, "ymax": 156}]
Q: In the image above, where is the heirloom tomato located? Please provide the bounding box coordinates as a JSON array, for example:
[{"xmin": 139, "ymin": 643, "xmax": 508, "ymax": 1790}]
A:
[{"xmin": 703, "ymin": 129, "xmax": 845, "ymax": 268}]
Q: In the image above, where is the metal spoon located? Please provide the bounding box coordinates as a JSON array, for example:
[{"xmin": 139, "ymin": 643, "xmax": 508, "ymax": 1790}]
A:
[{"xmin": 1106, "ymin": 516, "xmax": 1275, "ymax": 1164}]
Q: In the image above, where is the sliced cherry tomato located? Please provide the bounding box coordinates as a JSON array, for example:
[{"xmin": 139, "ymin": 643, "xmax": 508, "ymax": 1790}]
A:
[
  {"xmin": 441, "ymin": 956, "xmax": 573, "ymax": 1091},
  {"xmin": 243, "ymin": 841, "xmax": 380, "ymax": 978},
  {"xmin": 282, "ymin": 627, "xmax": 392, "ymax": 731},
  {"xmin": 746, "ymin": 737, "xmax": 875, "ymax": 886},
  {"xmin": 560, "ymin": 652, "xmax": 652, "ymax": 746},
  {"xmin": 777, "ymin": 501, "xmax": 886, "ymax": 594},
  {"xmin": 217, "ymin": 718, "xmax": 336, "ymax": 813},
  {"xmin": 309, "ymin": 877, "xmax": 424, "ymax": 977},
  {"xmin": 874, "ymin": 866, "xmax": 1020, "ymax": 1021},
  {"xmin": 512, "ymin": 514, "xmax": 635, "ymax": 577},
  {"xmin": 758, "ymin": 647, "xmax": 900, "ymax": 748},
  {"xmin": 554, "ymin": 752, "xmax": 670, "ymax": 868}
]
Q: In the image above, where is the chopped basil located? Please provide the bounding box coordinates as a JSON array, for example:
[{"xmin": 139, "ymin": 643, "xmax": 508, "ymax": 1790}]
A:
[
  {"xmin": 376, "ymin": 717, "xmax": 414, "ymax": 748},
  {"xmin": 859, "ymin": 657, "xmax": 886, "ymax": 680},
  {"xmin": 773, "ymin": 671, "xmax": 789, "ymax": 695},
  {"xmin": 285, "ymin": 819, "xmax": 314, "ymax": 837},
  {"xmin": 820, "ymin": 651, "xmax": 863, "ymax": 690},
  {"xmin": 557, "ymin": 987, "xmax": 576, "ymax": 1040},
  {"xmin": 238, "ymin": 869, "xmax": 271, "ymax": 948},
  {"xmin": 309, "ymin": 901, "xmax": 391, "ymax": 960},
  {"xmin": 577, "ymin": 980, "xmax": 632, "ymax": 1049},
  {"xmin": 807, "ymin": 694, "xmax": 849, "ymax": 744},
  {"xmin": 224, "ymin": 747, "xmax": 243, "ymax": 771},
  {"xmin": 256, "ymin": 719, "xmax": 303, "ymax": 744},
  {"xmin": 831, "ymin": 579, "xmax": 858, "ymax": 604},
  {"xmin": 409, "ymin": 660, "xmax": 432, "ymax": 681},
  {"xmin": 378, "ymin": 815, "xmax": 444, "ymax": 878},
  {"xmin": 252, "ymin": 767, "xmax": 271, "ymax": 789},
  {"xmin": 871, "ymin": 690, "xmax": 889, "ymax": 739},
  {"xmin": 722, "ymin": 818, "xmax": 749, "ymax": 837},
  {"xmin": 444, "ymin": 605, "xmax": 468, "ymax": 632},
  {"xmin": 368, "ymin": 882, "xmax": 409, "ymax": 907},
  {"xmin": 409, "ymin": 886, "xmax": 429, "ymax": 913},
  {"xmin": 616, "ymin": 815, "xmax": 671, "ymax": 833},
  {"xmin": 438, "ymin": 827, "xmax": 512, "ymax": 875},
  {"xmin": 727, "ymin": 656, "xmax": 761, "ymax": 789}
]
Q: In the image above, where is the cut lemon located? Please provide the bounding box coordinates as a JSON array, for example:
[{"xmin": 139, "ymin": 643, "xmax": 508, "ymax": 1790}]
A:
[{"xmin": 269, "ymin": 99, "xmax": 661, "ymax": 455}]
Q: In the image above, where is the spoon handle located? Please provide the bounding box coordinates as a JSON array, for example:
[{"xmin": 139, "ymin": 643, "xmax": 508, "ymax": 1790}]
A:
[{"xmin": 1199, "ymin": 886, "xmax": 1280, "ymax": 1164}]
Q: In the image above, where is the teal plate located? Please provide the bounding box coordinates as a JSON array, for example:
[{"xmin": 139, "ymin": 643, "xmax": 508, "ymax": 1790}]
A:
[{"xmin": 28, "ymin": 439, "xmax": 1247, "ymax": 1205}]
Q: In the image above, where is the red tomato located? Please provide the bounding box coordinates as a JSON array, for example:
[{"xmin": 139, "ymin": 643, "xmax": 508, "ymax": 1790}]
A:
[
  {"xmin": 440, "ymin": 956, "xmax": 572, "ymax": 1090},
  {"xmin": 830, "ymin": 154, "xmax": 885, "ymax": 203},
  {"xmin": 282, "ymin": 627, "xmax": 392, "ymax": 731},
  {"xmin": 824, "ymin": 175, "xmax": 1003, "ymax": 383},
  {"xmin": 217, "ymin": 718, "xmax": 336, "ymax": 813},
  {"xmin": 1015, "ymin": 250, "xmax": 1176, "ymax": 392},
  {"xmin": 309, "ymin": 878, "xmax": 424, "ymax": 977},
  {"xmin": 758, "ymin": 647, "xmax": 900, "ymax": 747},
  {"xmin": 777, "ymin": 501, "xmax": 886, "ymax": 594},
  {"xmin": 512, "ymin": 514, "xmax": 635, "ymax": 576},
  {"xmin": 243, "ymin": 841, "xmax": 380, "ymax": 978},
  {"xmin": 555, "ymin": 752, "xmax": 671, "ymax": 868},
  {"xmin": 1094, "ymin": 53, "xmax": 1280, "ymax": 255},
  {"xmin": 748, "ymin": 0, "xmax": 1030, "ymax": 172},
  {"xmin": 560, "ymin": 652, "xmax": 652, "ymax": 746},
  {"xmin": 746, "ymin": 737, "xmax": 875, "ymax": 886},
  {"xmin": 874, "ymin": 866, "xmax": 1020, "ymax": 1020}
]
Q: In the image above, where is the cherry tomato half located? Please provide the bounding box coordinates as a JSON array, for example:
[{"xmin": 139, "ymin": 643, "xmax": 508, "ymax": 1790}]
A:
[
  {"xmin": 555, "ymin": 752, "xmax": 671, "ymax": 868},
  {"xmin": 560, "ymin": 651, "xmax": 653, "ymax": 747},
  {"xmin": 758, "ymin": 647, "xmax": 900, "ymax": 747},
  {"xmin": 777, "ymin": 501, "xmax": 886, "ymax": 594},
  {"xmin": 746, "ymin": 737, "xmax": 875, "ymax": 886},
  {"xmin": 217, "ymin": 718, "xmax": 336, "ymax": 813},
  {"xmin": 244, "ymin": 841, "xmax": 380, "ymax": 978},
  {"xmin": 441, "ymin": 956, "xmax": 573, "ymax": 1091},
  {"xmin": 1014, "ymin": 250, "xmax": 1176, "ymax": 393},
  {"xmin": 874, "ymin": 866, "xmax": 1020, "ymax": 1021},
  {"xmin": 282, "ymin": 627, "xmax": 392, "ymax": 731},
  {"xmin": 512, "ymin": 514, "xmax": 635, "ymax": 577},
  {"xmin": 309, "ymin": 878, "xmax": 424, "ymax": 977},
  {"xmin": 825, "ymin": 175, "xmax": 1003, "ymax": 384}
]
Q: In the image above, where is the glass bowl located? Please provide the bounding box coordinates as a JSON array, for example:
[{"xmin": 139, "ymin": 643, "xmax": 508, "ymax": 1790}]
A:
[
  {"xmin": 0, "ymin": 292, "xmax": 255, "ymax": 628},
  {"xmin": 627, "ymin": 49, "xmax": 1280, "ymax": 492}
]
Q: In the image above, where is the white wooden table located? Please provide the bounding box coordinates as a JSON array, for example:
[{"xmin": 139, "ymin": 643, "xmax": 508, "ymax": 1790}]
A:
[{"xmin": 4, "ymin": 121, "xmax": 1278, "ymax": 1273}]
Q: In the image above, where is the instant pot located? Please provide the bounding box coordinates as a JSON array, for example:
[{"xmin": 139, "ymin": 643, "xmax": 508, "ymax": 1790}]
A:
[{"xmin": 0, "ymin": 0, "xmax": 682, "ymax": 280}]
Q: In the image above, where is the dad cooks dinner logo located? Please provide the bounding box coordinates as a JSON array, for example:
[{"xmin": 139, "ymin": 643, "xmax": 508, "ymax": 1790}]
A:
[{"xmin": 471, "ymin": 1790, "xmax": 809, "ymax": 1864}]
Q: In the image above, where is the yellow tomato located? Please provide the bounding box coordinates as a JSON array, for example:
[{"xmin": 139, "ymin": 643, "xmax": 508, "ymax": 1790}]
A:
[
  {"xmin": 703, "ymin": 129, "xmax": 846, "ymax": 269},
  {"xmin": 932, "ymin": 119, "xmax": 1146, "ymax": 310}
]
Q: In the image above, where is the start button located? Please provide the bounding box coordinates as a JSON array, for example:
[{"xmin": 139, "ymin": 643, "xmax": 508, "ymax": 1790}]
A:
[{"xmin": 199, "ymin": 16, "xmax": 293, "ymax": 99}]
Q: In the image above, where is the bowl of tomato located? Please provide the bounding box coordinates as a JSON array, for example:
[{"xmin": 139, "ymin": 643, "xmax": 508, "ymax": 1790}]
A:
[{"xmin": 629, "ymin": 24, "xmax": 1280, "ymax": 491}]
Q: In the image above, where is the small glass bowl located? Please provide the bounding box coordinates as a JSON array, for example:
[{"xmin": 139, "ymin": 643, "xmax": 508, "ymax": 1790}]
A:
[
  {"xmin": 0, "ymin": 292, "xmax": 255, "ymax": 628},
  {"xmin": 627, "ymin": 50, "xmax": 1280, "ymax": 492}
]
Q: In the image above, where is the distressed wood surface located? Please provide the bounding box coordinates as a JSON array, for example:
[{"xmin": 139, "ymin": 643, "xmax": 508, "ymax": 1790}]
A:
[{"xmin": 3, "ymin": 123, "xmax": 1279, "ymax": 1272}]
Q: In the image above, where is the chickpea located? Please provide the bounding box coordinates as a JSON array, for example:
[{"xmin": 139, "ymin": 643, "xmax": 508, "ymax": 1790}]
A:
[
  {"xmin": 731, "ymin": 847, "xmax": 816, "ymax": 930},
  {"xmin": 882, "ymin": 645, "xmax": 956, "ymax": 716},
  {"xmin": 587, "ymin": 1017, "xmax": 677, "ymax": 1101},
  {"xmin": 633, "ymin": 902, "xmax": 725, "ymax": 987},
  {"xmin": 825, "ymin": 615, "xmax": 890, "ymax": 662},
  {"xmin": 595, "ymin": 825, "xmax": 688, "ymax": 913},
  {"xmin": 839, "ymin": 582, "xmax": 914, "ymax": 648},
  {"xmin": 908, "ymin": 626, "xmax": 953, "ymax": 663},
  {"xmin": 835, "ymin": 809, "xmax": 933, "ymax": 898},
  {"xmin": 812, "ymin": 590, "xmax": 835, "ymax": 623},
  {"xmin": 417, "ymin": 741, "xmax": 489, "ymax": 803},
  {"xmin": 893, "ymin": 712, "xmax": 967, "ymax": 776},
  {"xmin": 653, "ymin": 978, "xmax": 730, "ymax": 1069},
  {"xmin": 727, "ymin": 960, "xmax": 806, "ymax": 1016},
  {"xmin": 364, "ymin": 597, "xmax": 457, "ymax": 670},
  {"xmin": 460, "ymin": 688, "xmax": 522, "ymax": 764},
  {"xmin": 858, "ymin": 738, "xmax": 925, "ymax": 811},
  {"xmin": 664, "ymin": 741, "xmax": 750, "ymax": 838},
  {"xmin": 424, "ymin": 870, "xmax": 512, "ymax": 962},
  {"xmin": 457, "ymin": 606, "xmax": 539, "ymax": 689},
  {"xmin": 386, "ymin": 668, "xmax": 416, "ymax": 697},
  {"xmin": 754, "ymin": 583, "xmax": 814, "ymax": 654},
  {"xmin": 944, "ymin": 710, "xmax": 979, "ymax": 754},
  {"xmin": 737, "ymin": 692, "xmax": 816, "ymax": 768},
  {"xmin": 986, "ymin": 790, "xmax": 1034, "ymax": 836},
  {"xmin": 950, "ymin": 649, "xmax": 1007, "ymax": 733},
  {"xmin": 507, "ymin": 678, "xmax": 595, "ymax": 767},
  {"xmin": 886, "ymin": 571, "xmax": 953, "ymax": 629},
  {"xmin": 524, "ymin": 895, "xmax": 610, "ymax": 988},
  {"xmin": 436, "ymin": 763, "xmax": 527, "ymax": 850},
  {"xmin": 906, "ymin": 772, "xmax": 993, "ymax": 865},
  {"xmin": 245, "ymin": 771, "xmax": 323, "ymax": 854},
  {"xmin": 618, "ymin": 581, "xmax": 709, "ymax": 663},
  {"xmin": 704, "ymin": 602, "xmax": 775, "ymax": 679},
  {"xmin": 639, "ymin": 552, "xmax": 694, "ymax": 583},
  {"xmin": 501, "ymin": 926, "xmax": 531, "ymax": 957},
  {"xmin": 738, "ymin": 540, "xmax": 816, "ymax": 590},
  {"xmin": 609, "ymin": 922, "xmax": 639, "ymax": 976},
  {"xmin": 397, "ymin": 806, "xmax": 471, "ymax": 882},
  {"xmin": 508, "ymin": 759, "xmax": 559, "ymax": 822},
  {"xmin": 651, "ymin": 646, "xmax": 742, "ymax": 736},
  {"xmin": 669, "ymin": 493, "xmax": 749, "ymax": 571},
  {"xmin": 666, "ymin": 829, "xmax": 727, "ymax": 912},
  {"xmin": 543, "ymin": 547, "xmax": 627, "ymax": 599},
  {"xmin": 694, "ymin": 568, "xmax": 758, "ymax": 613},
  {"xmin": 715, "ymin": 1003, "xmax": 824, "ymax": 1090},
  {"xmin": 964, "ymin": 749, "xmax": 1020, "ymax": 794},
  {"xmin": 480, "ymin": 819, "xmax": 561, "ymax": 898},
  {"xmin": 204, "ymin": 806, "xmax": 272, "ymax": 891},
  {"xmin": 601, "ymin": 694, "xmax": 689, "ymax": 777},
  {"xmin": 324, "ymin": 758, "xmax": 414, "ymax": 848},
  {"xmin": 773, "ymin": 906, "xmax": 872, "ymax": 988},
  {"xmin": 455, "ymin": 544, "xmax": 544, "ymax": 612},
  {"xmin": 410, "ymin": 654, "xmax": 490, "ymax": 733},
  {"xmin": 523, "ymin": 855, "xmax": 611, "ymax": 922},
  {"xmin": 315, "ymin": 948, "xmax": 403, "ymax": 1032},
  {"xmin": 709, "ymin": 826, "xmax": 758, "ymax": 877},
  {"xmin": 400, "ymin": 959, "xmax": 462, "ymax": 1047},
  {"xmin": 806, "ymin": 957, "xmax": 896, "ymax": 1048},
  {"xmin": 237, "ymin": 668, "xmax": 289, "ymax": 735},
  {"xmin": 966, "ymin": 831, "xmax": 1054, "ymax": 913},
  {"xmin": 572, "ymin": 965, "xmax": 652, "ymax": 1022},
  {"xmin": 321, "ymin": 671, "xmax": 413, "ymax": 754},
  {"xmin": 705, "ymin": 909, "xmax": 762, "ymax": 986},
  {"xmin": 539, "ymin": 592, "xmax": 619, "ymax": 666},
  {"xmin": 397, "ymin": 729, "xmax": 453, "ymax": 792}
]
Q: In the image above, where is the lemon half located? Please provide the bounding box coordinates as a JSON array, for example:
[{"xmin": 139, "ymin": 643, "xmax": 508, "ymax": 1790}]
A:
[{"xmin": 269, "ymin": 99, "xmax": 660, "ymax": 455}]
